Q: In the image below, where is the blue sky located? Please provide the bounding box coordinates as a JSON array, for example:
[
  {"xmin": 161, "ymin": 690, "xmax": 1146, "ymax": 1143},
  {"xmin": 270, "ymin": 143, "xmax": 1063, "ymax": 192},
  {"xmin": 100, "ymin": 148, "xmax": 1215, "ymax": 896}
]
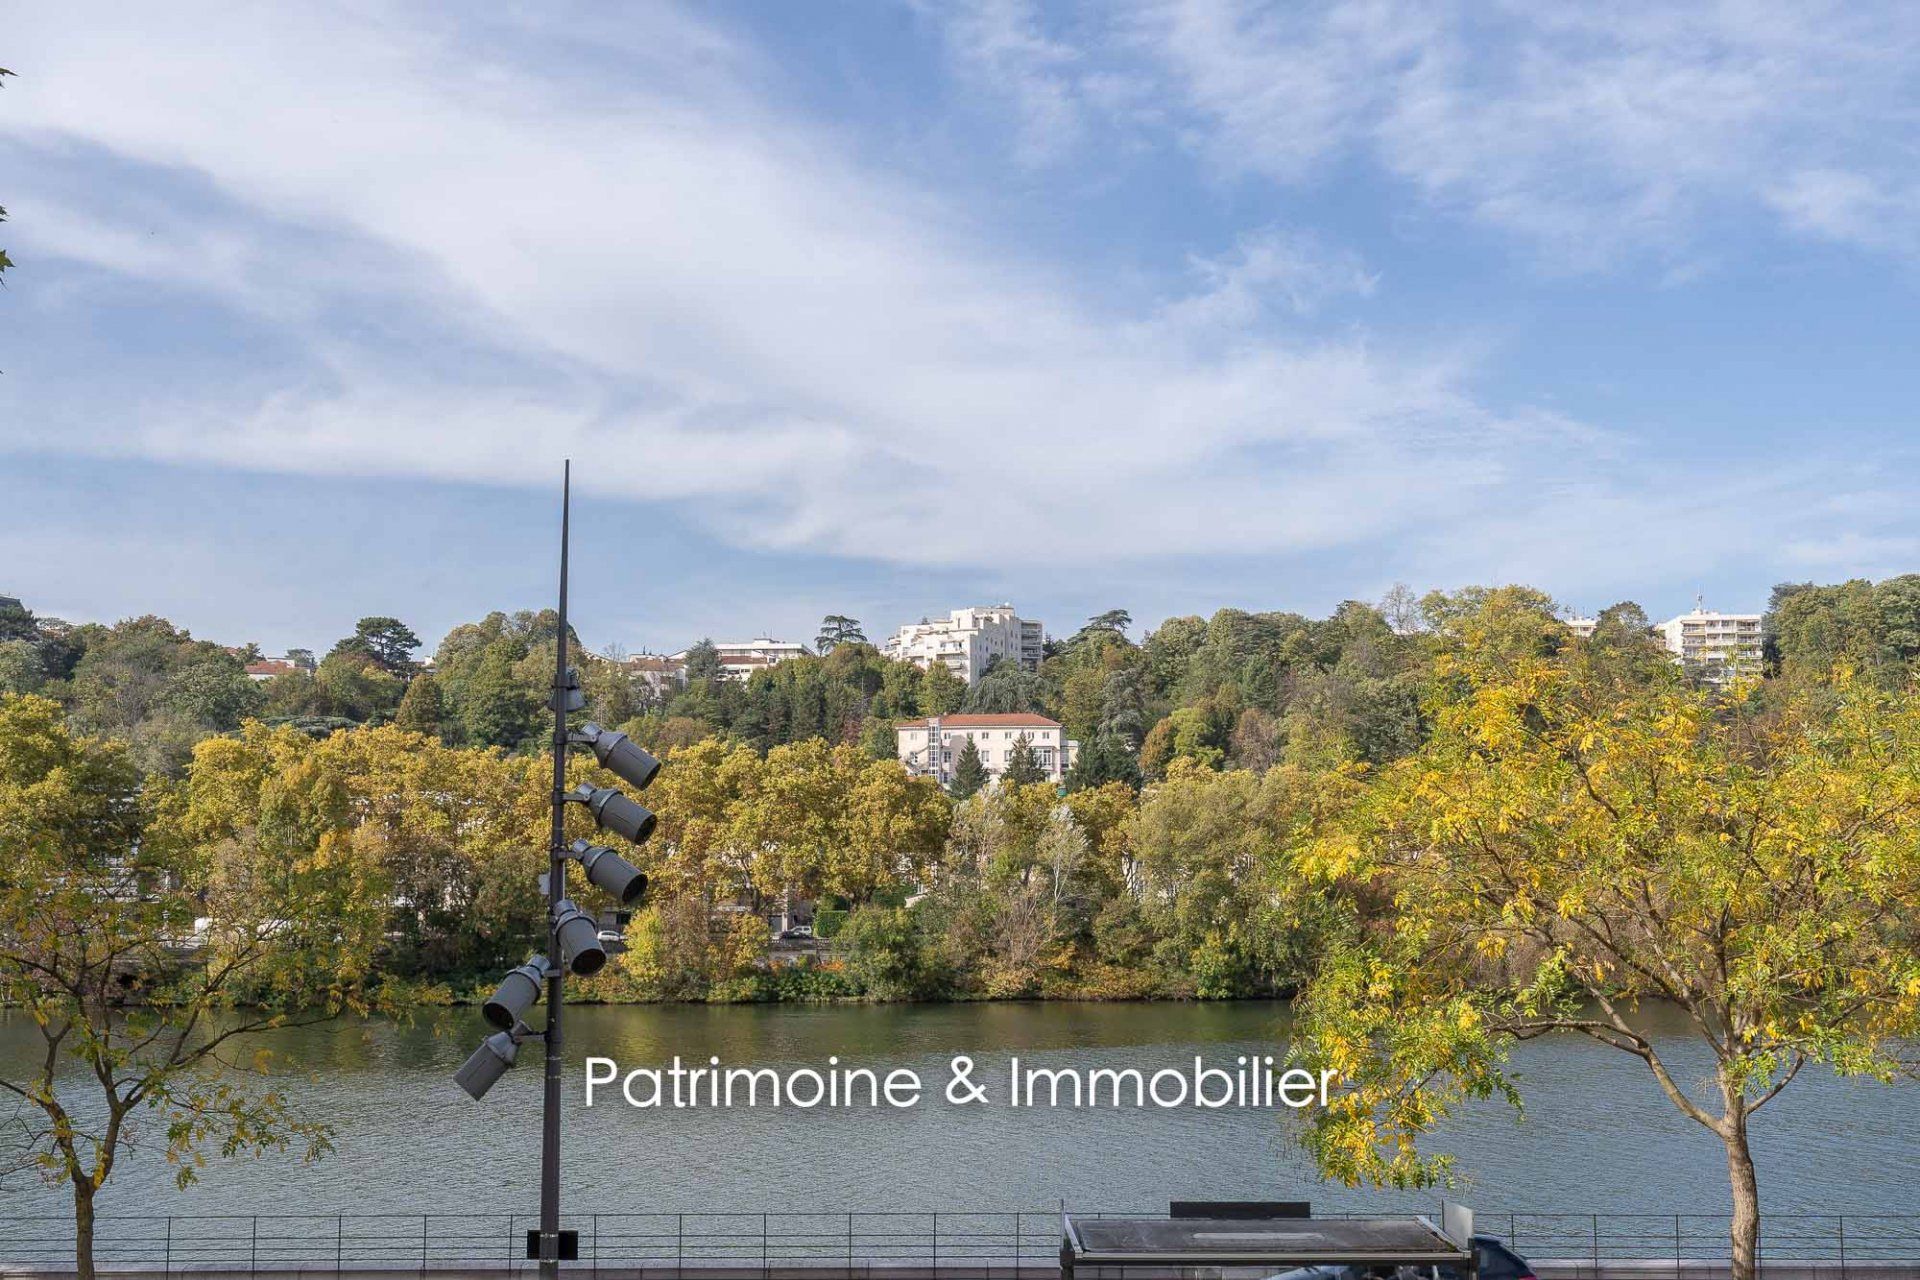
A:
[{"xmin": 2, "ymin": 2, "xmax": 1918, "ymax": 656}]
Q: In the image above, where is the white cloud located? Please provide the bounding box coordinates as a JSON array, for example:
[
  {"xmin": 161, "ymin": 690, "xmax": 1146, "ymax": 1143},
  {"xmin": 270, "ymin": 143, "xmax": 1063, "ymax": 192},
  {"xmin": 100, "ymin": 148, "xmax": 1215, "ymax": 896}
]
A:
[
  {"xmin": 1086, "ymin": 0, "xmax": 1920, "ymax": 268},
  {"xmin": 934, "ymin": 0, "xmax": 1091, "ymax": 165},
  {"xmin": 1, "ymin": 0, "xmax": 1912, "ymax": 599}
]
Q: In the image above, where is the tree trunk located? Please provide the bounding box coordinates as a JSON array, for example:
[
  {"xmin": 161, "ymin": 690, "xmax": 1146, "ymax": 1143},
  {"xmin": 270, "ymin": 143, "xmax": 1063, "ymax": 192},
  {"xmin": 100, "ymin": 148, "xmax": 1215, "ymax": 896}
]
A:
[
  {"xmin": 73, "ymin": 1181, "xmax": 97, "ymax": 1280},
  {"xmin": 1723, "ymin": 1121, "xmax": 1761, "ymax": 1280}
]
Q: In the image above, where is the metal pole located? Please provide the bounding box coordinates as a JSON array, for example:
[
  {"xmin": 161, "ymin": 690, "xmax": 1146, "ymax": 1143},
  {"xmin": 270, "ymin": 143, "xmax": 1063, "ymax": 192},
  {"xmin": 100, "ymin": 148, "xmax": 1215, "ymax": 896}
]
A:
[{"xmin": 540, "ymin": 461, "xmax": 573, "ymax": 1280}]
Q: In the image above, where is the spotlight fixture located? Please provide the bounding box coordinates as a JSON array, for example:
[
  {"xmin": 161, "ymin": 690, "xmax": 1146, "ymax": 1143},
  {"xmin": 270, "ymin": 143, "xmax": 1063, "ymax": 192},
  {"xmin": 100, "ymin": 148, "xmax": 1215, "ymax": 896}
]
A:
[
  {"xmin": 455, "ymin": 1030, "xmax": 520, "ymax": 1101},
  {"xmin": 571, "ymin": 722, "xmax": 661, "ymax": 791},
  {"xmin": 482, "ymin": 955, "xmax": 550, "ymax": 1031},
  {"xmin": 552, "ymin": 899, "xmax": 607, "ymax": 976},
  {"xmin": 568, "ymin": 839, "xmax": 648, "ymax": 906},
  {"xmin": 566, "ymin": 783, "xmax": 656, "ymax": 845}
]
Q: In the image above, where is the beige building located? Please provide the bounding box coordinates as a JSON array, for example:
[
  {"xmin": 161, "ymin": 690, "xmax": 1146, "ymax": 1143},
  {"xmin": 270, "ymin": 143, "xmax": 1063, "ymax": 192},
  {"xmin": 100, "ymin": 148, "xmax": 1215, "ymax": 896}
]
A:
[
  {"xmin": 1657, "ymin": 606, "xmax": 1762, "ymax": 681},
  {"xmin": 883, "ymin": 605, "xmax": 1044, "ymax": 683},
  {"xmin": 896, "ymin": 713, "xmax": 1078, "ymax": 787}
]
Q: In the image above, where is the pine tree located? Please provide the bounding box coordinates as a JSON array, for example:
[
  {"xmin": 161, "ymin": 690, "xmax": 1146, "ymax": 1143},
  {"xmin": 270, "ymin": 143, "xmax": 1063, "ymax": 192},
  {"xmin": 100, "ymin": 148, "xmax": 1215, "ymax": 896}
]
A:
[
  {"xmin": 1002, "ymin": 733, "xmax": 1048, "ymax": 786},
  {"xmin": 950, "ymin": 736, "xmax": 989, "ymax": 798}
]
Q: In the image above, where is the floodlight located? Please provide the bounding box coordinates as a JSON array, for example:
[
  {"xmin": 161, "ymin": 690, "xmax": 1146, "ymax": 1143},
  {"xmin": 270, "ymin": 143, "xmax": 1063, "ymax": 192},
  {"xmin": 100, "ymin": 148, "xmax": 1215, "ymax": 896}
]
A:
[
  {"xmin": 549, "ymin": 667, "xmax": 586, "ymax": 714},
  {"xmin": 455, "ymin": 1030, "xmax": 518, "ymax": 1101},
  {"xmin": 572, "ymin": 722, "xmax": 661, "ymax": 791},
  {"xmin": 552, "ymin": 900, "xmax": 607, "ymax": 976},
  {"xmin": 567, "ymin": 784, "xmax": 656, "ymax": 845},
  {"xmin": 482, "ymin": 955, "xmax": 549, "ymax": 1031},
  {"xmin": 568, "ymin": 839, "xmax": 648, "ymax": 906}
]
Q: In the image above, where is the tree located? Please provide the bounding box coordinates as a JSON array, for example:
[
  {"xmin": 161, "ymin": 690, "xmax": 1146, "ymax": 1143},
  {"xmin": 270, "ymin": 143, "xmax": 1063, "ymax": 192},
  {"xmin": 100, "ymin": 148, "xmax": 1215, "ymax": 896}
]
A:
[
  {"xmin": 962, "ymin": 660, "xmax": 1051, "ymax": 714},
  {"xmin": 682, "ymin": 639, "xmax": 723, "ymax": 683},
  {"xmin": 815, "ymin": 615, "xmax": 867, "ymax": 653},
  {"xmin": 458, "ymin": 642, "xmax": 540, "ymax": 749},
  {"xmin": 312, "ymin": 650, "xmax": 405, "ymax": 725},
  {"xmin": 331, "ymin": 616, "xmax": 421, "ymax": 677},
  {"xmin": 950, "ymin": 736, "xmax": 989, "ymax": 798},
  {"xmin": 1289, "ymin": 641, "xmax": 1920, "ymax": 1280},
  {"xmin": 0, "ymin": 697, "xmax": 391, "ymax": 1278},
  {"xmin": 1071, "ymin": 609, "xmax": 1132, "ymax": 646},
  {"xmin": 1002, "ymin": 734, "xmax": 1048, "ymax": 786},
  {"xmin": 0, "ymin": 638, "xmax": 44, "ymax": 695},
  {"xmin": 0, "ymin": 593, "xmax": 35, "ymax": 644},
  {"xmin": 917, "ymin": 662, "xmax": 966, "ymax": 715},
  {"xmin": 1065, "ymin": 730, "xmax": 1140, "ymax": 791},
  {"xmin": 393, "ymin": 670, "xmax": 452, "ymax": 742}
]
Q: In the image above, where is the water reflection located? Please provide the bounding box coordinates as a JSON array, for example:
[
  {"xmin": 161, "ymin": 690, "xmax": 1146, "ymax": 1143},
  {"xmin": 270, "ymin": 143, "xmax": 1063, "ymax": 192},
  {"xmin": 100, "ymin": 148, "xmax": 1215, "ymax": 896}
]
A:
[{"xmin": 1, "ymin": 1003, "xmax": 1911, "ymax": 1219}]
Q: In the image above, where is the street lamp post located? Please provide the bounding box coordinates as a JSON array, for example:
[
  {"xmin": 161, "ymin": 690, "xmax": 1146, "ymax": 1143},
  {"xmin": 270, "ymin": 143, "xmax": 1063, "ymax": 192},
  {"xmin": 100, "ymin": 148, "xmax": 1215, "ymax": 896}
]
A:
[
  {"xmin": 538, "ymin": 460, "xmax": 573, "ymax": 1280},
  {"xmin": 454, "ymin": 461, "xmax": 659, "ymax": 1280}
]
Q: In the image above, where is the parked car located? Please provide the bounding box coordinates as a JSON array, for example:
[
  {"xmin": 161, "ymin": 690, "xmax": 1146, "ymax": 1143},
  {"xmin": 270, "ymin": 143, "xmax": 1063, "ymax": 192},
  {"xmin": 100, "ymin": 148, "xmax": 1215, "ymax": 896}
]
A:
[{"xmin": 1263, "ymin": 1237, "xmax": 1536, "ymax": 1280}]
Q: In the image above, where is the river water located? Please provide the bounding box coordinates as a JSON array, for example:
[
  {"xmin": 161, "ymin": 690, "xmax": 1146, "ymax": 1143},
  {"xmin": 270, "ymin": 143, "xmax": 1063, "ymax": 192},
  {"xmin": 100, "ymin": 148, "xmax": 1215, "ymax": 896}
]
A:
[{"xmin": 1, "ymin": 1002, "xmax": 1913, "ymax": 1219}]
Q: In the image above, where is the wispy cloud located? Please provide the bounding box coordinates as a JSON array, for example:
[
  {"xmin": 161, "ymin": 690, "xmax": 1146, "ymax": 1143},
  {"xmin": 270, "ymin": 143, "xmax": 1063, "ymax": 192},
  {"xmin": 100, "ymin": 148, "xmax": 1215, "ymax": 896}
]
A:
[
  {"xmin": 949, "ymin": 0, "xmax": 1920, "ymax": 270},
  {"xmin": 1, "ymin": 0, "xmax": 1915, "ymax": 614}
]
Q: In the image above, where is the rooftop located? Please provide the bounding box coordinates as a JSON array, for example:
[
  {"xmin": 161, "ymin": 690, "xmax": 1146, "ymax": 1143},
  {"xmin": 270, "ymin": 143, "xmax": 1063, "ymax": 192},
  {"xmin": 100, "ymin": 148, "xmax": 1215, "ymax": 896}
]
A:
[{"xmin": 895, "ymin": 713, "xmax": 1061, "ymax": 730}]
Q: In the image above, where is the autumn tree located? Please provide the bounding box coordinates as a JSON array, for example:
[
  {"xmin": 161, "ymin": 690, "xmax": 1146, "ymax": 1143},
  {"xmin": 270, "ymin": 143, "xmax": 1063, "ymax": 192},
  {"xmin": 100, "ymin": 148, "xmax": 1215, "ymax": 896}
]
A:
[
  {"xmin": 0, "ymin": 697, "xmax": 391, "ymax": 1278},
  {"xmin": 1289, "ymin": 596, "xmax": 1920, "ymax": 1280}
]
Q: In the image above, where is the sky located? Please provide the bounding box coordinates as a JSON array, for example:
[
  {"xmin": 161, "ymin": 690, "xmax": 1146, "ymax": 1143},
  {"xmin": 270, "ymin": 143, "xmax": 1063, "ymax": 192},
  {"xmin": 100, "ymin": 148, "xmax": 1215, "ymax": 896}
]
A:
[{"xmin": 2, "ymin": 1, "xmax": 1918, "ymax": 656}]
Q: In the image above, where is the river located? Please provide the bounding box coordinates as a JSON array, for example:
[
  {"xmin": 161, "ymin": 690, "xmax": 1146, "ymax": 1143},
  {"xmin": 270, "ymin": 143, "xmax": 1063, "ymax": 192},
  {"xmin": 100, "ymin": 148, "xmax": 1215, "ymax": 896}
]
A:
[{"xmin": 1, "ymin": 1002, "xmax": 1913, "ymax": 1219}]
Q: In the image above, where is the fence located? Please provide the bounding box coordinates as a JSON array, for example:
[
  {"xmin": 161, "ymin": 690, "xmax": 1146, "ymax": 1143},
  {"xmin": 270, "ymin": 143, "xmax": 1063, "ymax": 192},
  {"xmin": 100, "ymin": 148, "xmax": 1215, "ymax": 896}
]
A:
[{"xmin": 1, "ymin": 1211, "xmax": 1917, "ymax": 1275}]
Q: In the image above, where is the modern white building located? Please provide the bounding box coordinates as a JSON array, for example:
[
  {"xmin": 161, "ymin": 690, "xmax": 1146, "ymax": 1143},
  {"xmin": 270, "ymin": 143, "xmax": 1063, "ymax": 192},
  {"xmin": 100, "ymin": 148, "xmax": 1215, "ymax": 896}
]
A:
[
  {"xmin": 882, "ymin": 604, "xmax": 1044, "ymax": 683},
  {"xmin": 1564, "ymin": 616, "xmax": 1598, "ymax": 639},
  {"xmin": 896, "ymin": 713, "xmax": 1078, "ymax": 787},
  {"xmin": 1656, "ymin": 606, "xmax": 1762, "ymax": 681},
  {"xmin": 670, "ymin": 638, "xmax": 810, "ymax": 682}
]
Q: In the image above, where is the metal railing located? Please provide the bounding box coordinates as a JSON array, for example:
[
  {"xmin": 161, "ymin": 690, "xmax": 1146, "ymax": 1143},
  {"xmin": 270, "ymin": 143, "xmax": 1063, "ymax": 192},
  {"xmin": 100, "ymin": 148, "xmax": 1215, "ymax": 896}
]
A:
[{"xmin": 0, "ymin": 1210, "xmax": 1915, "ymax": 1274}]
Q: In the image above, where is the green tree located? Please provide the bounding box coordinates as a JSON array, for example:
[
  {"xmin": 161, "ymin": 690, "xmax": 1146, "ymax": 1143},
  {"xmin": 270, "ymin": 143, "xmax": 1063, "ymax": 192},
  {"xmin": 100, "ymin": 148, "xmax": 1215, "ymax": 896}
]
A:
[
  {"xmin": 950, "ymin": 736, "xmax": 989, "ymax": 798},
  {"xmin": 0, "ymin": 593, "xmax": 34, "ymax": 644},
  {"xmin": 331, "ymin": 616, "xmax": 422, "ymax": 676},
  {"xmin": 393, "ymin": 670, "xmax": 452, "ymax": 742},
  {"xmin": 682, "ymin": 639, "xmax": 722, "ymax": 682},
  {"xmin": 815, "ymin": 615, "xmax": 867, "ymax": 653},
  {"xmin": 0, "ymin": 697, "xmax": 391, "ymax": 1279},
  {"xmin": 459, "ymin": 642, "xmax": 539, "ymax": 749},
  {"xmin": 839, "ymin": 905, "xmax": 944, "ymax": 1000},
  {"xmin": 0, "ymin": 638, "xmax": 44, "ymax": 695},
  {"xmin": 1002, "ymin": 734, "xmax": 1048, "ymax": 786},
  {"xmin": 312, "ymin": 650, "xmax": 406, "ymax": 724},
  {"xmin": 917, "ymin": 662, "xmax": 966, "ymax": 715},
  {"xmin": 962, "ymin": 660, "xmax": 1051, "ymax": 714}
]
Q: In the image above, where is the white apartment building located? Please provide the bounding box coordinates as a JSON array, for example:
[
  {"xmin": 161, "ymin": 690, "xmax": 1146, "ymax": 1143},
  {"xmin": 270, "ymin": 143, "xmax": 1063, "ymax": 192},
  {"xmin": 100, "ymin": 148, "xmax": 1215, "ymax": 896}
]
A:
[
  {"xmin": 1657, "ymin": 606, "xmax": 1762, "ymax": 681},
  {"xmin": 882, "ymin": 604, "xmax": 1044, "ymax": 683},
  {"xmin": 670, "ymin": 638, "xmax": 810, "ymax": 682},
  {"xmin": 896, "ymin": 713, "xmax": 1078, "ymax": 787},
  {"xmin": 1564, "ymin": 616, "xmax": 1598, "ymax": 639}
]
